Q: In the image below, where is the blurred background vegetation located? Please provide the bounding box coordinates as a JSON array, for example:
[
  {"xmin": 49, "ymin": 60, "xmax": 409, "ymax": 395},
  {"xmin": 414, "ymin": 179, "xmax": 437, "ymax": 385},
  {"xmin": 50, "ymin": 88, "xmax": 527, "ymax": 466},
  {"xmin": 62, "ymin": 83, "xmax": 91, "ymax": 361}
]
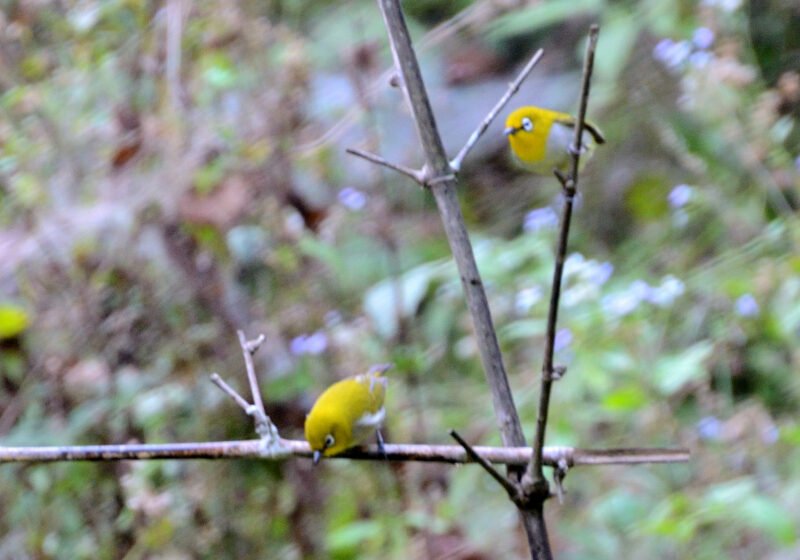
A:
[{"xmin": 0, "ymin": 0, "xmax": 799, "ymax": 558}]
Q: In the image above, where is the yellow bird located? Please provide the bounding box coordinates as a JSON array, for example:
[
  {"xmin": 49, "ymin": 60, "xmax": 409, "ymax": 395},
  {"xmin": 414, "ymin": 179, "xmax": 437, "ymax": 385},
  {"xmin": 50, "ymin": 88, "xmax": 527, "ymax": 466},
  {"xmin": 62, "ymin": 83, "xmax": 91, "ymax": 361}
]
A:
[
  {"xmin": 304, "ymin": 364, "xmax": 390, "ymax": 464},
  {"xmin": 504, "ymin": 106, "xmax": 605, "ymax": 174}
]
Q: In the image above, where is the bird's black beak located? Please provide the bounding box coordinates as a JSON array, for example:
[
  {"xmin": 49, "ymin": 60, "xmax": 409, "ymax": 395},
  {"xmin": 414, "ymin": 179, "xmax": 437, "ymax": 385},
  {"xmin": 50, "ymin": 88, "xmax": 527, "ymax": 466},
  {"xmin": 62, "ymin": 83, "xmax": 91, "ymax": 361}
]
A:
[
  {"xmin": 312, "ymin": 450, "xmax": 322, "ymax": 465},
  {"xmin": 504, "ymin": 126, "xmax": 517, "ymax": 137}
]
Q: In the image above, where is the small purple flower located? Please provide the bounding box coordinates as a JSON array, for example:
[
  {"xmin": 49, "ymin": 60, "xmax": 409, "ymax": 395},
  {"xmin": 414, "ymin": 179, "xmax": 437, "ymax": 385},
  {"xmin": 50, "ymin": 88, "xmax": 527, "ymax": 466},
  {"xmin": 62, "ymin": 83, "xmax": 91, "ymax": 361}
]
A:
[
  {"xmin": 601, "ymin": 292, "xmax": 639, "ymax": 317},
  {"xmin": 554, "ymin": 328, "xmax": 573, "ymax": 352},
  {"xmin": 794, "ymin": 155, "xmax": 800, "ymax": 171},
  {"xmin": 338, "ymin": 187, "xmax": 367, "ymax": 211},
  {"xmin": 290, "ymin": 331, "xmax": 328, "ymax": 356},
  {"xmin": 654, "ymin": 39, "xmax": 691, "ymax": 69},
  {"xmin": 697, "ymin": 416, "xmax": 722, "ymax": 441},
  {"xmin": 648, "ymin": 275, "xmax": 685, "ymax": 307},
  {"xmin": 761, "ymin": 424, "xmax": 779, "ymax": 445},
  {"xmin": 515, "ymin": 286, "xmax": 542, "ymax": 314},
  {"xmin": 668, "ymin": 184, "xmax": 693, "ymax": 208},
  {"xmin": 653, "ymin": 39, "xmax": 675, "ymax": 63},
  {"xmin": 735, "ymin": 294, "xmax": 759, "ymax": 317},
  {"xmin": 523, "ymin": 207, "xmax": 558, "ymax": 233},
  {"xmin": 689, "ymin": 51, "xmax": 713, "ymax": 69},
  {"xmin": 692, "ymin": 27, "xmax": 714, "ymax": 50},
  {"xmin": 588, "ymin": 261, "xmax": 614, "ymax": 286},
  {"xmin": 630, "ymin": 279, "xmax": 653, "ymax": 301}
]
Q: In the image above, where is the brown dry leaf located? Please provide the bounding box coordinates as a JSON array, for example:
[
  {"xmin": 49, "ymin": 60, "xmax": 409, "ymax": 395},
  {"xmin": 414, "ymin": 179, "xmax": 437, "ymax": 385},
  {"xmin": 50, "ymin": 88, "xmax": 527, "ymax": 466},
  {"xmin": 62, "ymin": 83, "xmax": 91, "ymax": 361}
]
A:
[{"xmin": 178, "ymin": 175, "xmax": 253, "ymax": 230}]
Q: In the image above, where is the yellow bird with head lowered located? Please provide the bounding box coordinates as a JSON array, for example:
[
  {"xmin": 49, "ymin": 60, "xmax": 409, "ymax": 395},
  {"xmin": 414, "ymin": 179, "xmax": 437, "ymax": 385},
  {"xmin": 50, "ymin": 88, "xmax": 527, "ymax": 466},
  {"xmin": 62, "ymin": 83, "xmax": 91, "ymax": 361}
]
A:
[{"xmin": 304, "ymin": 364, "xmax": 390, "ymax": 464}]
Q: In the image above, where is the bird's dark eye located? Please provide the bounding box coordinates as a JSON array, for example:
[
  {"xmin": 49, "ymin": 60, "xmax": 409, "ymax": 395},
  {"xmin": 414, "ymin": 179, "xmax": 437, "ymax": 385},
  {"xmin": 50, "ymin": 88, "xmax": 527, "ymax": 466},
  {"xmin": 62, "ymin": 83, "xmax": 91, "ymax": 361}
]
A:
[
  {"xmin": 521, "ymin": 117, "xmax": 533, "ymax": 132},
  {"xmin": 324, "ymin": 434, "xmax": 335, "ymax": 448}
]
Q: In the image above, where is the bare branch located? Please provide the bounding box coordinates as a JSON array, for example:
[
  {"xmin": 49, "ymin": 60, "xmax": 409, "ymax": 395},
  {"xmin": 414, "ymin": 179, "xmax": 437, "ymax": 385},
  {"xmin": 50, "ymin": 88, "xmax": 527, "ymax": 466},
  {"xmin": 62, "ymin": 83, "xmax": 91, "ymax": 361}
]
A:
[
  {"xmin": 450, "ymin": 48, "xmax": 544, "ymax": 172},
  {"xmin": 374, "ymin": 0, "xmax": 541, "ymax": 551},
  {"xmin": 528, "ymin": 25, "xmax": 601, "ymax": 491},
  {"xmin": 0, "ymin": 440, "xmax": 689, "ymax": 465},
  {"xmin": 450, "ymin": 430, "xmax": 519, "ymax": 499},
  {"xmin": 236, "ymin": 330, "xmax": 269, "ymax": 428},
  {"xmin": 345, "ymin": 147, "xmax": 425, "ymax": 185},
  {"xmin": 210, "ymin": 373, "xmax": 251, "ymax": 412},
  {"xmin": 376, "ymin": 0, "xmax": 525, "ymax": 454}
]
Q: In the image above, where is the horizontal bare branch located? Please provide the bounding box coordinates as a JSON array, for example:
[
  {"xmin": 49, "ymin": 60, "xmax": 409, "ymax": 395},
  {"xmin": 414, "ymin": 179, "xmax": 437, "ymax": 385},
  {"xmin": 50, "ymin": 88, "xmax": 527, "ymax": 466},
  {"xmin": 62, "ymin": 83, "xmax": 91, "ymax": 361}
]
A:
[{"xmin": 0, "ymin": 439, "xmax": 689, "ymax": 465}]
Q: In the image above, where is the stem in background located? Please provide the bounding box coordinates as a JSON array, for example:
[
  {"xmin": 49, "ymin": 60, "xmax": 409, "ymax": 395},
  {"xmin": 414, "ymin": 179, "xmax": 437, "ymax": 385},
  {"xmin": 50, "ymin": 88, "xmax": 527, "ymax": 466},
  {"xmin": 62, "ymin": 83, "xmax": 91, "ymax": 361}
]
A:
[{"xmin": 528, "ymin": 25, "xmax": 600, "ymax": 488}]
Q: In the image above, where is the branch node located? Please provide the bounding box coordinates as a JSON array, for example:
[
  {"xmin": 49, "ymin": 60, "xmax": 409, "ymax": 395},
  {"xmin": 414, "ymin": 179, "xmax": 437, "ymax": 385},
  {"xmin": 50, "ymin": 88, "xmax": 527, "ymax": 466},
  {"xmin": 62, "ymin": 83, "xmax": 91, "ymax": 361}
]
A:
[
  {"xmin": 553, "ymin": 168, "xmax": 568, "ymax": 186},
  {"xmin": 425, "ymin": 172, "xmax": 456, "ymax": 187},
  {"xmin": 244, "ymin": 333, "xmax": 266, "ymax": 354},
  {"xmin": 552, "ymin": 365, "xmax": 567, "ymax": 380}
]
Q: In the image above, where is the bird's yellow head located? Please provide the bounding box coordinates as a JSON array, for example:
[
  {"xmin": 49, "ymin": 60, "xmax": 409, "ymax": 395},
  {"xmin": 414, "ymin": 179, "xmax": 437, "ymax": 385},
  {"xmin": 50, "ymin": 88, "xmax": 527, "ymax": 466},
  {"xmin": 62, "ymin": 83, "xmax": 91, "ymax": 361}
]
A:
[
  {"xmin": 504, "ymin": 106, "xmax": 557, "ymax": 166},
  {"xmin": 305, "ymin": 408, "xmax": 352, "ymax": 464}
]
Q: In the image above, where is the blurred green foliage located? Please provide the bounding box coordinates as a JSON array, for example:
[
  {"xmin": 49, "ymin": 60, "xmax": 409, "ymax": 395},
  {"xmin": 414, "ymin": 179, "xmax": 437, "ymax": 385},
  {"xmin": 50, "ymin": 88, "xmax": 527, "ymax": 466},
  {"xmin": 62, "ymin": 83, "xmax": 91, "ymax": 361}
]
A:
[{"xmin": 1, "ymin": 0, "xmax": 799, "ymax": 558}]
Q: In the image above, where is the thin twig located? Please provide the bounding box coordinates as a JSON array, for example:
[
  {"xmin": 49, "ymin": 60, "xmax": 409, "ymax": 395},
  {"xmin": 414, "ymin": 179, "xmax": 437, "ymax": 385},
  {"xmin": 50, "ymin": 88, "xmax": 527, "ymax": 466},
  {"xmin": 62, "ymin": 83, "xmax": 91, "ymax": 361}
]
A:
[
  {"xmin": 210, "ymin": 373, "xmax": 251, "ymax": 412},
  {"xmin": 528, "ymin": 25, "xmax": 601, "ymax": 490},
  {"xmin": 449, "ymin": 48, "xmax": 544, "ymax": 172},
  {"xmin": 346, "ymin": 147, "xmax": 425, "ymax": 185},
  {"xmin": 236, "ymin": 330, "xmax": 267, "ymax": 424},
  {"xmin": 0, "ymin": 440, "xmax": 690, "ymax": 465},
  {"xmin": 450, "ymin": 430, "xmax": 519, "ymax": 498}
]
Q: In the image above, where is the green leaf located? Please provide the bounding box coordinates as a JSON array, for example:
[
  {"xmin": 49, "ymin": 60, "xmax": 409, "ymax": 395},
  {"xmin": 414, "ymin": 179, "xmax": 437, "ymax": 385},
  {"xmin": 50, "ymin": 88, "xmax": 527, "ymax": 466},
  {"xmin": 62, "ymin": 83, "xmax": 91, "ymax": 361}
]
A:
[
  {"xmin": 364, "ymin": 260, "xmax": 451, "ymax": 339},
  {"xmin": 704, "ymin": 479, "xmax": 797, "ymax": 544},
  {"xmin": 499, "ymin": 318, "xmax": 546, "ymax": 342},
  {"xmin": 653, "ymin": 341, "xmax": 713, "ymax": 395},
  {"xmin": 327, "ymin": 520, "xmax": 382, "ymax": 553},
  {"xmin": 602, "ymin": 385, "xmax": 648, "ymax": 412},
  {"xmin": 488, "ymin": 0, "xmax": 604, "ymax": 41}
]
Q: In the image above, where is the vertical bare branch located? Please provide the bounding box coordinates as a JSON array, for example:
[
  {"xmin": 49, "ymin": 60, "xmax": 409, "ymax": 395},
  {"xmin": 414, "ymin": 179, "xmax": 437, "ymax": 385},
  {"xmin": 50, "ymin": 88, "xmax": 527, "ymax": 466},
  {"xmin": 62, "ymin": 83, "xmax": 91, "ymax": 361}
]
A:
[
  {"xmin": 527, "ymin": 25, "xmax": 601, "ymax": 489},
  {"xmin": 376, "ymin": 0, "xmax": 526, "ymax": 452}
]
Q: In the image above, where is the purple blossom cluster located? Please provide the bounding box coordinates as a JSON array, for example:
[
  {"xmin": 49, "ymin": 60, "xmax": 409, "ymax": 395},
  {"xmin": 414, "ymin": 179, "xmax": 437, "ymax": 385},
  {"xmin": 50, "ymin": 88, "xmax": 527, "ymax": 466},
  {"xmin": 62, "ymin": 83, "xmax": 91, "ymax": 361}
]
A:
[
  {"xmin": 653, "ymin": 27, "xmax": 715, "ymax": 72},
  {"xmin": 601, "ymin": 275, "xmax": 686, "ymax": 318},
  {"xmin": 290, "ymin": 331, "xmax": 328, "ymax": 356}
]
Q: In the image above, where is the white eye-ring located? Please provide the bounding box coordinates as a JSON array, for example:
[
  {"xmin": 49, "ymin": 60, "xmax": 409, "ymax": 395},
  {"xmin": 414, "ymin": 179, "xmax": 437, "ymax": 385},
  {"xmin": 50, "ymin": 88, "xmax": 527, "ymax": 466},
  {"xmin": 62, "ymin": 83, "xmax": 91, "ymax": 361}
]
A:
[
  {"xmin": 324, "ymin": 434, "xmax": 335, "ymax": 448},
  {"xmin": 521, "ymin": 117, "xmax": 533, "ymax": 131}
]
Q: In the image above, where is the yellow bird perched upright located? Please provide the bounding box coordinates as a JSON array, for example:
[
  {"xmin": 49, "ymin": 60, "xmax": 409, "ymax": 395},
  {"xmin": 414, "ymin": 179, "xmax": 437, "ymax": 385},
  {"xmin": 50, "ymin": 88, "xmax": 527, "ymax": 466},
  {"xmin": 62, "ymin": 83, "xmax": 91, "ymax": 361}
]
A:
[
  {"xmin": 304, "ymin": 364, "xmax": 390, "ymax": 464},
  {"xmin": 504, "ymin": 106, "xmax": 605, "ymax": 174}
]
